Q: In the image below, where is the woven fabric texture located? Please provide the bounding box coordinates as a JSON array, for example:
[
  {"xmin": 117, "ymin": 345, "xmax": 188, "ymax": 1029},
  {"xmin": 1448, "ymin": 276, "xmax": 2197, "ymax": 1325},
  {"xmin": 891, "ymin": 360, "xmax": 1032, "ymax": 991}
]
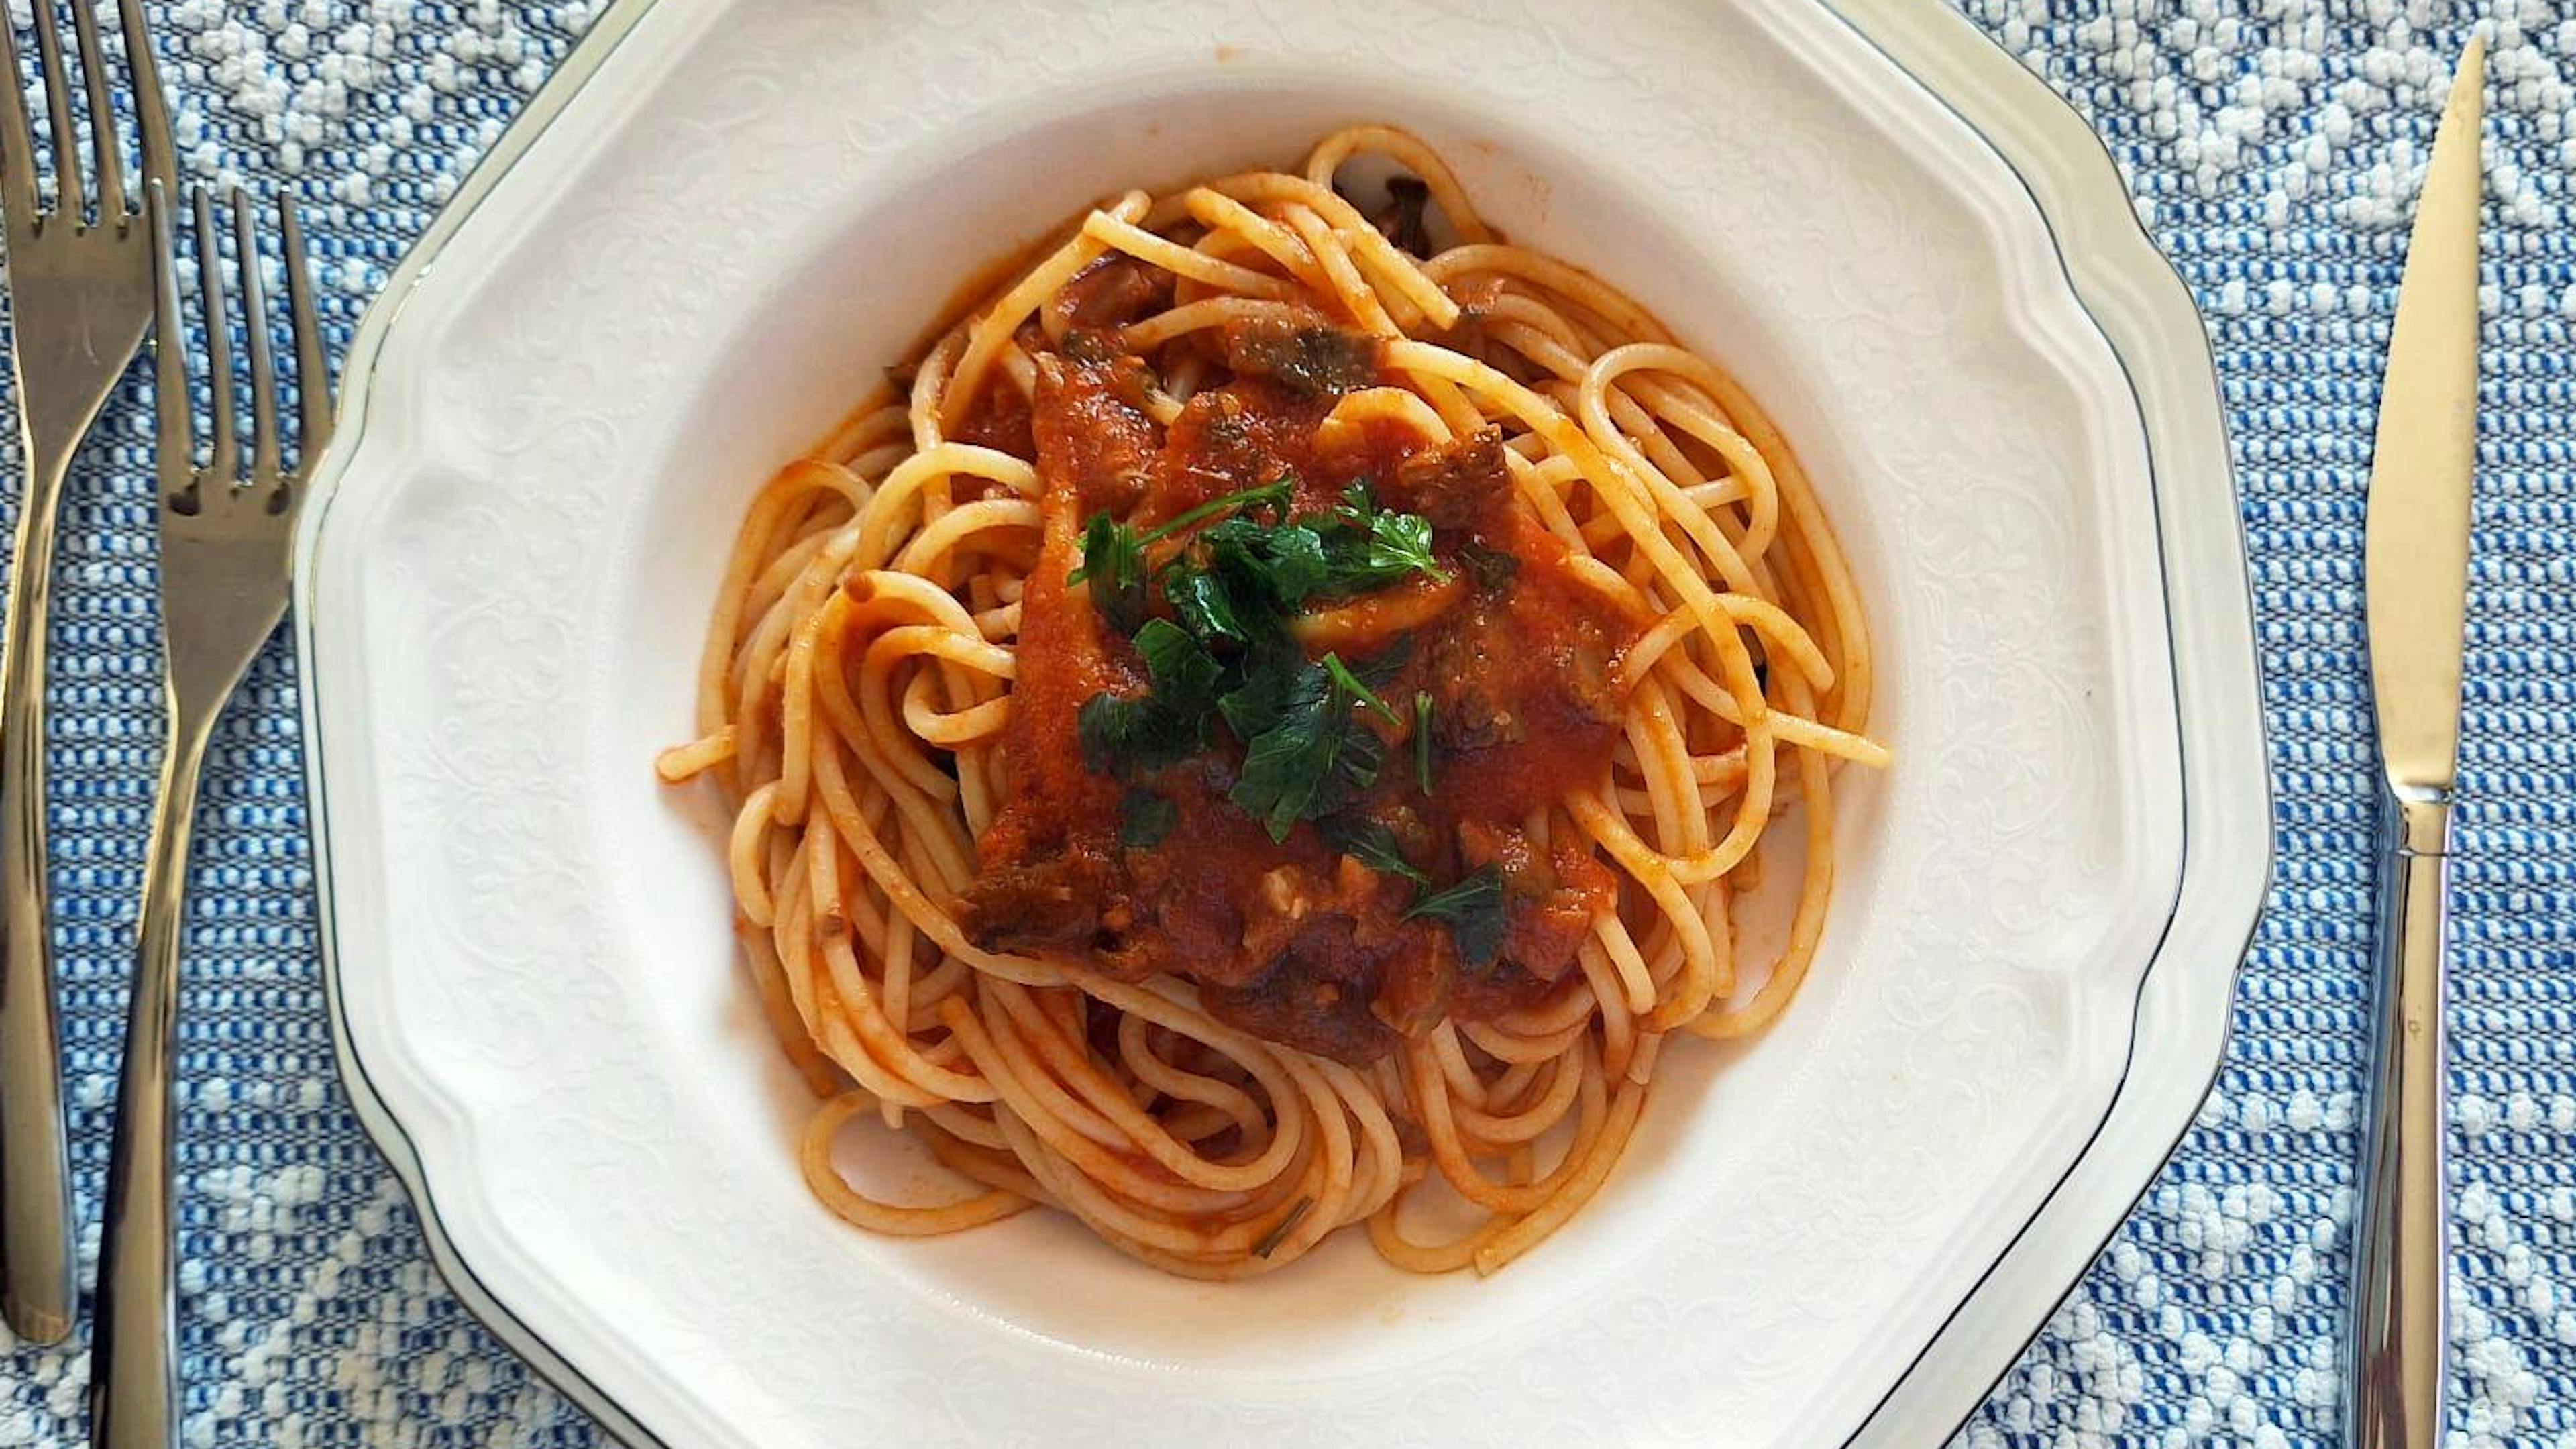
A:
[{"xmin": 0, "ymin": 3, "xmax": 2568, "ymax": 1446}]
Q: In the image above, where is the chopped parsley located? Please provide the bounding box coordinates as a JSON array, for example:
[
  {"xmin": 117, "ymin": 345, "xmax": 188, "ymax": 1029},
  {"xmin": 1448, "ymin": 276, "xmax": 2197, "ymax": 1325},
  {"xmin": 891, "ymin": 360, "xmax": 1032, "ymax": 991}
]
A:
[
  {"xmin": 1228, "ymin": 652, "xmax": 1391, "ymax": 841},
  {"xmin": 1148, "ymin": 478, "xmax": 1448, "ymax": 632},
  {"xmin": 1069, "ymin": 480, "xmax": 1295, "ymax": 633},
  {"xmin": 1071, "ymin": 511, "xmax": 1150, "ymax": 635},
  {"xmin": 1320, "ymin": 816, "xmax": 1431, "ymax": 885},
  {"xmin": 1328, "ymin": 481, "xmax": 1446, "ymax": 585},
  {"xmin": 1133, "ymin": 618, "xmax": 1222, "ymax": 706},
  {"xmin": 1118, "ymin": 789, "xmax": 1179, "ymax": 849},
  {"xmin": 1323, "ymin": 653, "xmax": 1401, "ymax": 728},
  {"xmin": 1075, "ymin": 619, "xmax": 1220, "ymax": 778},
  {"xmin": 1069, "ymin": 470, "xmax": 1498, "ymax": 958},
  {"xmin": 1070, "ymin": 480, "xmax": 1292, "ymax": 588},
  {"xmin": 1413, "ymin": 691, "xmax": 1436, "ymax": 794},
  {"xmin": 1403, "ymin": 864, "xmax": 1507, "ymax": 967},
  {"xmin": 1141, "ymin": 478, "xmax": 1295, "ymax": 546},
  {"xmin": 1076, "ymin": 692, "xmax": 1199, "ymax": 779}
]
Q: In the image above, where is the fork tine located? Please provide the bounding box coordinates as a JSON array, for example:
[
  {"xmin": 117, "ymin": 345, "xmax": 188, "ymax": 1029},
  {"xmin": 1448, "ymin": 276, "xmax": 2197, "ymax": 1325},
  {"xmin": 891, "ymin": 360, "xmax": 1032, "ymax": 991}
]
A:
[
  {"xmin": 68, "ymin": 0, "xmax": 117, "ymax": 218},
  {"xmin": 233, "ymin": 193, "xmax": 280, "ymax": 485},
  {"xmin": 113, "ymin": 0, "xmax": 170, "ymax": 203},
  {"xmin": 0, "ymin": 11, "xmax": 38, "ymax": 216},
  {"xmin": 279, "ymin": 197, "xmax": 331, "ymax": 466},
  {"xmin": 193, "ymin": 186, "xmax": 237, "ymax": 484},
  {"xmin": 29, "ymin": 2, "xmax": 82, "ymax": 221},
  {"xmin": 148, "ymin": 179, "xmax": 192, "ymax": 497}
]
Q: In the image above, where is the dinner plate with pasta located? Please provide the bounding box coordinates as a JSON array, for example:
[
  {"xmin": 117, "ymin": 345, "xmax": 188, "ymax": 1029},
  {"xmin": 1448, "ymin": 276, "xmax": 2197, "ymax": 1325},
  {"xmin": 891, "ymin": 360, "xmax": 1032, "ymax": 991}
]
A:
[{"xmin": 292, "ymin": 2, "xmax": 2269, "ymax": 1446}]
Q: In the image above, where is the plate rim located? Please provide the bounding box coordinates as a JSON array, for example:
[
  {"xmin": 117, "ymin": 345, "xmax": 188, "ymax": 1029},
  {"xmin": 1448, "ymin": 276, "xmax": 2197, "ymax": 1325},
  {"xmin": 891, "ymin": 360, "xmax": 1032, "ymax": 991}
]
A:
[
  {"xmin": 1820, "ymin": 3, "xmax": 2273, "ymax": 1442},
  {"xmin": 288, "ymin": 2, "xmax": 2274, "ymax": 1445}
]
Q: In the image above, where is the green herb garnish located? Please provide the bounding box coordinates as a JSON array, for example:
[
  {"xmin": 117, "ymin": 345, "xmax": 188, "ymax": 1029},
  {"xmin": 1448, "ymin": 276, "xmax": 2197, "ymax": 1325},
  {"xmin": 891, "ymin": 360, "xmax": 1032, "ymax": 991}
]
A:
[
  {"xmin": 1156, "ymin": 481, "xmax": 1446, "ymax": 624},
  {"xmin": 1069, "ymin": 479, "xmax": 1293, "ymax": 588},
  {"xmin": 1227, "ymin": 653, "xmax": 1391, "ymax": 841},
  {"xmin": 1076, "ymin": 620, "xmax": 1222, "ymax": 778},
  {"xmin": 1413, "ymin": 691, "xmax": 1436, "ymax": 794},
  {"xmin": 1134, "ymin": 618, "xmax": 1221, "ymax": 706},
  {"xmin": 1069, "ymin": 479, "xmax": 1295, "ymax": 631},
  {"xmin": 1141, "ymin": 478, "xmax": 1295, "ymax": 547},
  {"xmin": 1070, "ymin": 470, "xmax": 1451, "ymax": 839},
  {"xmin": 1077, "ymin": 692, "xmax": 1197, "ymax": 778},
  {"xmin": 1071, "ymin": 511, "xmax": 1150, "ymax": 635},
  {"xmin": 1404, "ymin": 865, "xmax": 1506, "ymax": 967},
  {"xmin": 1118, "ymin": 789, "xmax": 1179, "ymax": 849},
  {"xmin": 1320, "ymin": 816, "xmax": 1430, "ymax": 885},
  {"xmin": 1303, "ymin": 482, "xmax": 1447, "ymax": 592},
  {"xmin": 1365, "ymin": 510, "xmax": 1444, "ymax": 581},
  {"xmin": 1323, "ymin": 653, "xmax": 1401, "ymax": 727}
]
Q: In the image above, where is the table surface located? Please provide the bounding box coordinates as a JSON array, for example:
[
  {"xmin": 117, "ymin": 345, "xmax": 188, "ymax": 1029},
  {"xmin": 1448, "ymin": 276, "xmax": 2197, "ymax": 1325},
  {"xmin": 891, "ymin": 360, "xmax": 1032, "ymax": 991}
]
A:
[{"xmin": 0, "ymin": 2, "xmax": 2568, "ymax": 1446}]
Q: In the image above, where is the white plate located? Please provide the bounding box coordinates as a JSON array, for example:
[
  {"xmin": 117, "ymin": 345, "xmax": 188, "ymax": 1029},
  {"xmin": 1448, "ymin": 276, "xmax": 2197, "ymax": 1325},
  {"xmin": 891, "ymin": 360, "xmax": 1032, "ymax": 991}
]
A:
[{"xmin": 294, "ymin": 1, "xmax": 2269, "ymax": 1445}]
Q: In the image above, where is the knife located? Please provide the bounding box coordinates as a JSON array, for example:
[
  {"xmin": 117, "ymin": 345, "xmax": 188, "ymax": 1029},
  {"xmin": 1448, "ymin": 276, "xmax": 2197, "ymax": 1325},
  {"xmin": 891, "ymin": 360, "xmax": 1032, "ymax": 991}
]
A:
[{"xmin": 2350, "ymin": 32, "xmax": 2483, "ymax": 1449}]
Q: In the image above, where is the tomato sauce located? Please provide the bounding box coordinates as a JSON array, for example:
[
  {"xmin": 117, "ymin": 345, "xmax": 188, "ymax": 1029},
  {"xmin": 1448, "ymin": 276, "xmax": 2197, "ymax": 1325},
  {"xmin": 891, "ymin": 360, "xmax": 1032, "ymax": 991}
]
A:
[{"xmin": 955, "ymin": 317, "xmax": 1644, "ymax": 1064}]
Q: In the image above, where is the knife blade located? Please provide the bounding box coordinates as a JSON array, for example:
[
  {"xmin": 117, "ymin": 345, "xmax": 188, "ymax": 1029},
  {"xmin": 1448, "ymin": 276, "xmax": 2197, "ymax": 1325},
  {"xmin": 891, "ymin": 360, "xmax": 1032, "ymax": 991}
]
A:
[
  {"xmin": 2349, "ymin": 32, "xmax": 2483, "ymax": 1449},
  {"xmin": 2365, "ymin": 34, "xmax": 2483, "ymax": 806}
]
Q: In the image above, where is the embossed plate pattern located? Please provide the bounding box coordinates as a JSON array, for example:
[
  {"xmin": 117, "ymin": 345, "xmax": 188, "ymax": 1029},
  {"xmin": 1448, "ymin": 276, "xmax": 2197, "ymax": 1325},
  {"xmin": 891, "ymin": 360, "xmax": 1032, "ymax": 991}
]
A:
[{"xmin": 294, "ymin": 1, "xmax": 2269, "ymax": 1446}]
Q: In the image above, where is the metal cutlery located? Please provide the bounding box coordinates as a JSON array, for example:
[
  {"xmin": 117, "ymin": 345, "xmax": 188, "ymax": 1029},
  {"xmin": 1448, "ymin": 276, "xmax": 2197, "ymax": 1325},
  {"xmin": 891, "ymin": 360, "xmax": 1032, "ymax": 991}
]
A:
[
  {"xmin": 0, "ymin": 0, "xmax": 177, "ymax": 1347},
  {"xmin": 88, "ymin": 178, "xmax": 330, "ymax": 1448},
  {"xmin": 2350, "ymin": 34, "xmax": 2485, "ymax": 1449}
]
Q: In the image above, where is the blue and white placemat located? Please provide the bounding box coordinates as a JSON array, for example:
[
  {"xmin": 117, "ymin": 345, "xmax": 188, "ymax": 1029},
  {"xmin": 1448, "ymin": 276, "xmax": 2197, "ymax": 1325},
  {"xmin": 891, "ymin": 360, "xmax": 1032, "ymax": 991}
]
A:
[{"xmin": 1, "ymin": 3, "xmax": 2569, "ymax": 1445}]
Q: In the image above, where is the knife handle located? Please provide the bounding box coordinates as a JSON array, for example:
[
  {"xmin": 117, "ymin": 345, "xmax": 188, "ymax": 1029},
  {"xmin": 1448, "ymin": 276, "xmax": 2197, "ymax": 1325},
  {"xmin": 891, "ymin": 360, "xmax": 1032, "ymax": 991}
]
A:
[{"xmin": 2349, "ymin": 792, "xmax": 2452, "ymax": 1449}]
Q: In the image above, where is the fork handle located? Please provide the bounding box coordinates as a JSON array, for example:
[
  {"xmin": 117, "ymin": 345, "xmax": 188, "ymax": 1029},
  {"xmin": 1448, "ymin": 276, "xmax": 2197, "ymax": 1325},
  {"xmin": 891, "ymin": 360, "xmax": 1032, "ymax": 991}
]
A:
[
  {"xmin": 2348, "ymin": 792, "xmax": 2453, "ymax": 1449},
  {"xmin": 89, "ymin": 717, "xmax": 207, "ymax": 1449},
  {"xmin": 0, "ymin": 431, "xmax": 79, "ymax": 1346}
]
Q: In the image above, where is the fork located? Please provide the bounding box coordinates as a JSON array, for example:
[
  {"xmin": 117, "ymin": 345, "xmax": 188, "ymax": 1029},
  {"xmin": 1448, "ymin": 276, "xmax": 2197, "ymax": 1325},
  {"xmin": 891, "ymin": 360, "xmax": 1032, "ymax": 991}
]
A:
[
  {"xmin": 0, "ymin": 0, "xmax": 178, "ymax": 1346},
  {"xmin": 88, "ymin": 179, "xmax": 329, "ymax": 1449}
]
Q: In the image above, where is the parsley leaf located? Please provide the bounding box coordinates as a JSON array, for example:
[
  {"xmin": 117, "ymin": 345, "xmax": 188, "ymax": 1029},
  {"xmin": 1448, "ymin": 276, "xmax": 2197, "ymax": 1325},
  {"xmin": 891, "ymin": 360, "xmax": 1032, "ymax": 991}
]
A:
[
  {"xmin": 1069, "ymin": 512, "xmax": 1148, "ymax": 634},
  {"xmin": 1228, "ymin": 655, "xmax": 1390, "ymax": 841},
  {"xmin": 1362, "ymin": 509, "xmax": 1444, "ymax": 582},
  {"xmin": 1215, "ymin": 637, "xmax": 1305, "ymax": 741},
  {"xmin": 1404, "ymin": 865, "xmax": 1506, "ymax": 967},
  {"xmin": 1338, "ymin": 479, "xmax": 1444, "ymax": 582},
  {"xmin": 1138, "ymin": 478, "xmax": 1294, "ymax": 547},
  {"xmin": 1320, "ymin": 816, "xmax": 1430, "ymax": 884},
  {"xmin": 1153, "ymin": 480, "xmax": 1446, "ymax": 643},
  {"xmin": 1077, "ymin": 621, "xmax": 1222, "ymax": 780},
  {"xmin": 1323, "ymin": 653, "xmax": 1401, "ymax": 727},
  {"xmin": 1227, "ymin": 665, "xmax": 1338, "ymax": 838},
  {"xmin": 1134, "ymin": 618, "xmax": 1221, "ymax": 710},
  {"xmin": 1309, "ymin": 718, "xmax": 1388, "ymax": 820},
  {"xmin": 1413, "ymin": 691, "xmax": 1435, "ymax": 794},
  {"xmin": 1069, "ymin": 480, "xmax": 1294, "ymax": 633},
  {"xmin": 1119, "ymin": 789, "xmax": 1179, "ymax": 849},
  {"xmin": 1300, "ymin": 488, "xmax": 1448, "ymax": 594},
  {"xmin": 1163, "ymin": 555, "xmax": 1265, "ymax": 647},
  {"xmin": 1077, "ymin": 692, "xmax": 1198, "ymax": 777},
  {"xmin": 1203, "ymin": 513, "xmax": 1335, "ymax": 606}
]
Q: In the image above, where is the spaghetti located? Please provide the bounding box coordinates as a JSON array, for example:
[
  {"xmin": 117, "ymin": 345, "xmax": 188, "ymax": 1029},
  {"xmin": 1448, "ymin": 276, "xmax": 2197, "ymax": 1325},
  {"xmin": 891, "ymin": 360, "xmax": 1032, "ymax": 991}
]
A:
[{"xmin": 659, "ymin": 127, "xmax": 1885, "ymax": 1279}]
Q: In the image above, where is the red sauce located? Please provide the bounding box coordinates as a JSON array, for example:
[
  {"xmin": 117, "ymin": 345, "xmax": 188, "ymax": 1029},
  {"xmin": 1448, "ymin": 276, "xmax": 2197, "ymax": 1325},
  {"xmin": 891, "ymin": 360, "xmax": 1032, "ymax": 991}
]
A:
[
  {"xmin": 951, "ymin": 380, "xmax": 1034, "ymax": 459},
  {"xmin": 955, "ymin": 321, "xmax": 1646, "ymax": 1064}
]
